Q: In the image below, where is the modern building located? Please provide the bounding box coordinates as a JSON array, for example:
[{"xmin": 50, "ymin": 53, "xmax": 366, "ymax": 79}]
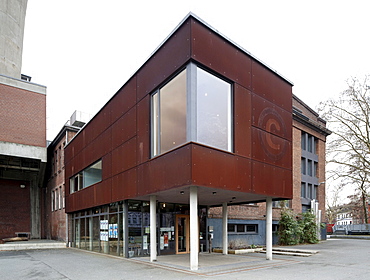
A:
[
  {"xmin": 64, "ymin": 13, "xmax": 293, "ymax": 270},
  {"xmin": 207, "ymin": 94, "xmax": 331, "ymax": 247},
  {"xmin": 0, "ymin": 0, "xmax": 47, "ymax": 240}
]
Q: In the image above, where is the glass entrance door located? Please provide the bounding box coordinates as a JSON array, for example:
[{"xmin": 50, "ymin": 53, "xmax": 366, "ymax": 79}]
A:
[{"xmin": 176, "ymin": 215, "xmax": 190, "ymax": 254}]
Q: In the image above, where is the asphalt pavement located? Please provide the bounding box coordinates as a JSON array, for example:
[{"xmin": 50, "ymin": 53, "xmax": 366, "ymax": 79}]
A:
[{"xmin": 0, "ymin": 238, "xmax": 369, "ymax": 279}]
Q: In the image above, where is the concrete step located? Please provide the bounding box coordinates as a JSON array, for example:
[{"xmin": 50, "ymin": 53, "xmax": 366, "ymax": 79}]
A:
[
  {"xmin": 260, "ymin": 250, "xmax": 313, "ymax": 257},
  {"xmin": 259, "ymin": 247, "xmax": 319, "ymax": 257},
  {"xmin": 270, "ymin": 247, "xmax": 319, "ymax": 254},
  {"xmin": 0, "ymin": 240, "xmax": 66, "ymax": 251}
]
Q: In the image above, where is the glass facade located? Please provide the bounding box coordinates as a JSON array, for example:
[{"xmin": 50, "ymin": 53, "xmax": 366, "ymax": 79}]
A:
[
  {"xmin": 152, "ymin": 63, "xmax": 232, "ymax": 157},
  {"xmin": 72, "ymin": 200, "xmax": 207, "ymax": 258}
]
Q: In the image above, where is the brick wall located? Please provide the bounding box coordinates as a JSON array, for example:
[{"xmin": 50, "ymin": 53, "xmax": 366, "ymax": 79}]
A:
[
  {"xmin": 209, "ymin": 204, "xmax": 282, "ymax": 221},
  {"xmin": 0, "ymin": 179, "xmax": 31, "ymax": 239},
  {"xmin": 44, "ymin": 128, "xmax": 78, "ymax": 241},
  {"xmin": 0, "ymin": 83, "xmax": 46, "ymax": 147}
]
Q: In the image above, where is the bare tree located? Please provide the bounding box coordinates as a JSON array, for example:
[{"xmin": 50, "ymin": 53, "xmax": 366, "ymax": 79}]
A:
[
  {"xmin": 326, "ymin": 182, "xmax": 344, "ymax": 224},
  {"xmin": 319, "ymin": 76, "xmax": 370, "ymax": 223}
]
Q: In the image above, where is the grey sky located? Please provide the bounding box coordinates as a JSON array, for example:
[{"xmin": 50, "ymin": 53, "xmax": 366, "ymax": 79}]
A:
[{"xmin": 22, "ymin": 0, "xmax": 370, "ymax": 140}]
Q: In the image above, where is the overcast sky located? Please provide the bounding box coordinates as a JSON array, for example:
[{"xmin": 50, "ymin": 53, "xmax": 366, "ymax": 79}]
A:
[{"xmin": 22, "ymin": 0, "xmax": 369, "ymax": 141}]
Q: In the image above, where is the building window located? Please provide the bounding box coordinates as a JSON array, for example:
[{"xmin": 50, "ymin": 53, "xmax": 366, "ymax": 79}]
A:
[
  {"xmin": 51, "ymin": 191, "xmax": 55, "ymax": 211},
  {"xmin": 152, "ymin": 69, "xmax": 187, "ymax": 155},
  {"xmin": 196, "ymin": 67, "xmax": 232, "ymax": 151},
  {"xmin": 307, "ymin": 183, "xmax": 313, "ymax": 199},
  {"xmin": 152, "ymin": 63, "xmax": 232, "ymax": 157},
  {"xmin": 307, "ymin": 135, "xmax": 313, "ymax": 153},
  {"xmin": 62, "ymin": 185, "xmax": 65, "ymax": 208},
  {"xmin": 228, "ymin": 224, "xmax": 258, "ymax": 234},
  {"xmin": 70, "ymin": 160, "xmax": 102, "ymax": 193},
  {"xmin": 301, "ymin": 158, "xmax": 306, "ymax": 175},
  {"xmin": 301, "ymin": 132, "xmax": 306, "ymax": 150},
  {"xmin": 273, "ymin": 200, "xmax": 289, "ymax": 208},
  {"xmin": 55, "ymin": 188, "xmax": 59, "ymax": 211},
  {"xmin": 307, "ymin": 159, "xmax": 313, "ymax": 176},
  {"xmin": 301, "ymin": 182, "xmax": 306, "ymax": 198},
  {"xmin": 59, "ymin": 186, "xmax": 62, "ymax": 210}
]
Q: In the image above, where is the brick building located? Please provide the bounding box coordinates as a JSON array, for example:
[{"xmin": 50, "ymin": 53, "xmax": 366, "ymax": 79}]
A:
[
  {"xmin": 0, "ymin": 0, "xmax": 47, "ymax": 240},
  {"xmin": 43, "ymin": 111, "xmax": 88, "ymax": 241}
]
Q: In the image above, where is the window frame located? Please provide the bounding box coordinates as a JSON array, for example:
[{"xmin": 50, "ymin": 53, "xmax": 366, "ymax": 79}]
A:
[
  {"xmin": 70, "ymin": 160, "xmax": 102, "ymax": 194},
  {"xmin": 151, "ymin": 63, "xmax": 233, "ymax": 158},
  {"xmin": 227, "ymin": 223, "xmax": 258, "ymax": 234}
]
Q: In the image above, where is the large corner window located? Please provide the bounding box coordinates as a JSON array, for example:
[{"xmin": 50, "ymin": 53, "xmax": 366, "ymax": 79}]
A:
[
  {"xmin": 151, "ymin": 63, "xmax": 232, "ymax": 157},
  {"xmin": 70, "ymin": 160, "xmax": 102, "ymax": 193}
]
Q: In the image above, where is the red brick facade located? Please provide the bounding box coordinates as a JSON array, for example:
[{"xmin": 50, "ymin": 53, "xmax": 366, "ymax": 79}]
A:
[
  {"xmin": 0, "ymin": 83, "xmax": 46, "ymax": 147},
  {"xmin": 0, "ymin": 179, "xmax": 31, "ymax": 239},
  {"xmin": 43, "ymin": 126, "xmax": 79, "ymax": 241}
]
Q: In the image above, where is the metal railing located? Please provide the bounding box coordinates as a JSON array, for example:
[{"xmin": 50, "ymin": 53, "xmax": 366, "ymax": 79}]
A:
[{"xmin": 333, "ymin": 224, "xmax": 370, "ymax": 235}]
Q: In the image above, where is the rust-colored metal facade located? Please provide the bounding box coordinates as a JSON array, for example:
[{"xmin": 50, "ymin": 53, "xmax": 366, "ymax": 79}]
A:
[{"xmin": 65, "ymin": 15, "xmax": 293, "ymax": 213}]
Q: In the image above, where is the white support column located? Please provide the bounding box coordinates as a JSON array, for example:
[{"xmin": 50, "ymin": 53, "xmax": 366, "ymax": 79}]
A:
[
  {"xmin": 266, "ymin": 197, "xmax": 273, "ymax": 260},
  {"xmin": 190, "ymin": 186, "xmax": 198, "ymax": 271},
  {"xmin": 150, "ymin": 195, "xmax": 157, "ymax": 262},
  {"xmin": 222, "ymin": 202, "xmax": 228, "ymax": 255}
]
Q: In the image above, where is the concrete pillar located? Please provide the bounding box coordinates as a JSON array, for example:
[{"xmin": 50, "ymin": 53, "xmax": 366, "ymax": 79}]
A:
[
  {"xmin": 89, "ymin": 217, "xmax": 93, "ymax": 251},
  {"xmin": 222, "ymin": 202, "xmax": 228, "ymax": 255},
  {"xmin": 122, "ymin": 201, "xmax": 128, "ymax": 258},
  {"xmin": 150, "ymin": 195, "xmax": 157, "ymax": 262},
  {"xmin": 30, "ymin": 176, "xmax": 41, "ymax": 238},
  {"xmin": 266, "ymin": 197, "xmax": 273, "ymax": 260},
  {"xmin": 190, "ymin": 186, "xmax": 198, "ymax": 270}
]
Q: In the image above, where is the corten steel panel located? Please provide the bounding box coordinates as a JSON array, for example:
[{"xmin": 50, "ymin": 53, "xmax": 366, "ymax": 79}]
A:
[
  {"xmin": 81, "ymin": 109, "xmax": 112, "ymax": 147},
  {"xmin": 111, "ymin": 107, "xmax": 137, "ymax": 149},
  {"xmin": 138, "ymin": 144, "xmax": 192, "ymax": 196},
  {"xmin": 68, "ymin": 152, "xmax": 85, "ymax": 179},
  {"xmin": 251, "ymin": 127, "xmax": 292, "ymax": 169},
  {"xmin": 252, "ymin": 161, "xmax": 292, "ymax": 198},
  {"xmin": 102, "ymin": 152, "xmax": 112, "ymax": 180},
  {"xmin": 136, "ymin": 163, "xmax": 149, "ymax": 198},
  {"xmin": 234, "ymin": 84, "xmax": 252, "ymax": 158},
  {"xmin": 136, "ymin": 19, "xmax": 191, "ymax": 100},
  {"xmin": 191, "ymin": 144, "xmax": 238, "ymax": 191},
  {"xmin": 251, "ymin": 61, "xmax": 292, "ymax": 111},
  {"xmin": 111, "ymin": 137, "xmax": 137, "ymax": 176},
  {"xmin": 251, "ymin": 93, "xmax": 292, "ymax": 140},
  {"xmin": 94, "ymin": 179, "xmax": 112, "ymax": 207},
  {"xmin": 136, "ymin": 96, "xmax": 150, "ymax": 164},
  {"xmin": 110, "ymin": 77, "xmax": 137, "ymax": 124},
  {"xmin": 65, "ymin": 192, "xmax": 74, "ymax": 213},
  {"xmin": 69, "ymin": 130, "xmax": 84, "ymax": 159},
  {"xmin": 87, "ymin": 127, "xmax": 112, "ymax": 162},
  {"xmin": 80, "ymin": 185, "xmax": 95, "ymax": 211},
  {"xmin": 111, "ymin": 168, "xmax": 137, "ymax": 201},
  {"xmin": 234, "ymin": 156, "xmax": 253, "ymax": 193},
  {"xmin": 191, "ymin": 19, "xmax": 252, "ymax": 89}
]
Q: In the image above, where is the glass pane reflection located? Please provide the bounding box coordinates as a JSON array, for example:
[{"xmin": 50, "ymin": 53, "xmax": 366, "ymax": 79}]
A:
[
  {"xmin": 197, "ymin": 67, "xmax": 231, "ymax": 151},
  {"xmin": 160, "ymin": 69, "xmax": 187, "ymax": 154}
]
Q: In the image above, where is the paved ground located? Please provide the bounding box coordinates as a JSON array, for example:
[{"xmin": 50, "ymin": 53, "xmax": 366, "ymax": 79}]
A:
[{"xmin": 0, "ymin": 238, "xmax": 369, "ymax": 279}]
